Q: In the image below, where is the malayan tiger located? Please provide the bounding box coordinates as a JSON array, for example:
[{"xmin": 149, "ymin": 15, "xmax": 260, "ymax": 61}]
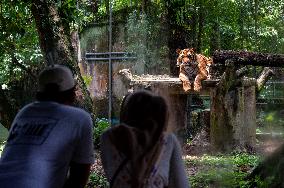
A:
[{"xmin": 176, "ymin": 48, "xmax": 213, "ymax": 92}]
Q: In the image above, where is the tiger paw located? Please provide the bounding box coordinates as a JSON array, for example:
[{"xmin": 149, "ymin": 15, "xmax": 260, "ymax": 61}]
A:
[
  {"xmin": 194, "ymin": 84, "xmax": 201, "ymax": 92},
  {"xmin": 183, "ymin": 81, "xmax": 191, "ymax": 92}
]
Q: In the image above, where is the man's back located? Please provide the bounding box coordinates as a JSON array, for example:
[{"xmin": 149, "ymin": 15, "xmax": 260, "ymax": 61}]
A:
[{"xmin": 0, "ymin": 101, "xmax": 94, "ymax": 188}]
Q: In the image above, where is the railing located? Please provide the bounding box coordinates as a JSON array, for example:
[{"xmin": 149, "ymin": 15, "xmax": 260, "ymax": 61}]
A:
[
  {"xmin": 257, "ymin": 81, "xmax": 284, "ymax": 104},
  {"xmin": 85, "ymin": 52, "xmax": 137, "ymax": 62},
  {"xmin": 84, "ymin": 52, "xmax": 137, "ymax": 125}
]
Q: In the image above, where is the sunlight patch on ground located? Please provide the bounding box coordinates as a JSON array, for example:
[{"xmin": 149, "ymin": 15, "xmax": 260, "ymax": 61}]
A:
[
  {"xmin": 0, "ymin": 124, "xmax": 8, "ymax": 142},
  {"xmin": 183, "ymin": 155, "xmax": 200, "ymax": 160},
  {"xmin": 0, "ymin": 124, "xmax": 8, "ymax": 156}
]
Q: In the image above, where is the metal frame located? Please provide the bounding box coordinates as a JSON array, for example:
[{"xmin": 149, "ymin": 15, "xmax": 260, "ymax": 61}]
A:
[
  {"xmin": 85, "ymin": 51, "xmax": 137, "ymax": 125},
  {"xmin": 108, "ymin": 1, "xmax": 113, "ymax": 125},
  {"xmin": 85, "ymin": 52, "xmax": 137, "ymax": 61}
]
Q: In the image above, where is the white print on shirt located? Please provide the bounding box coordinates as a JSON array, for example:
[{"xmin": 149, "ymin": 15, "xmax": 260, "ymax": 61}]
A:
[{"xmin": 7, "ymin": 117, "xmax": 58, "ymax": 145}]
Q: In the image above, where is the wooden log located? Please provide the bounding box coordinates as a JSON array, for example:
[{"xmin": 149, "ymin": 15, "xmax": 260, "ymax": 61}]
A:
[
  {"xmin": 213, "ymin": 50, "xmax": 284, "ymax": 67},
  {"xmin": 118, "ymin": 69, "xmax": 218, "ymax": 95},
  {"xmin": 256, "ymin": 67, "xmax": 275, "ymax": 92}
]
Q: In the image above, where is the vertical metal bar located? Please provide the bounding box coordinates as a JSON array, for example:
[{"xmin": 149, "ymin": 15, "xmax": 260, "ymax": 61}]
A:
[{"xmin": 108, "ymin": 0, "xmax": 113, "ymax": 125}]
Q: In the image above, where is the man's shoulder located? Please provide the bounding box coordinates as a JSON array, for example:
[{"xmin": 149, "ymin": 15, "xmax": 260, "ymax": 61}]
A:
[
  {"xmin": 25, "ymin": 101, "xmax": 92, "ymax": 120},
  {"xmin": 61, "ymin": 104, "xmax": 89, "ymax": 115},
  {"xmin": 58, "ymin": 104, "xmax": 92, "ymax": 121},
  {"xmin": 25, "ymin": 102, "xmax": 89, "ymax": 115}
]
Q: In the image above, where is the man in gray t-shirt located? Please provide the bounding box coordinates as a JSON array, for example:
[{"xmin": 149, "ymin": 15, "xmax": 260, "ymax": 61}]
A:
[{"xmin": 0, "ymin": 65, "xmax": 94, "ymax": 188}]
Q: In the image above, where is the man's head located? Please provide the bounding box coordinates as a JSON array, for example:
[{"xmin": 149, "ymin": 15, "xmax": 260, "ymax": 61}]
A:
[{"xmin": 36, "ymin": 65, "xmax": 76, "ymax": 104}]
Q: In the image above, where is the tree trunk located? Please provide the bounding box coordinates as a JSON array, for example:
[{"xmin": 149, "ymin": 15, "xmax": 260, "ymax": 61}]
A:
[
  {"xmin": 105, "ymin": 0, "xmax": 110, "ymax": 18},
  {"xmin": 209, "ymin": 20, "xmax": 220, "ymax": 56},
  {"xmin": 89, "ymin": 0, "xmax": 99, "ymax": 13},
  {"xmin": 238, "ymin": 0, "xmax": 245, "ymax": 48},
  {"xmin": 165, "ymin": 1, "xmax": 187, "ymax": 76},
  {"xmin": 253, "ymin": 0, "xmax": 259, "ymax": 48},
  {"xmin": 188, "ymin": 0, "xmax": 198, "ymax": 48},
  {"xmin": 256, "ymin": 67, "xmax": 274, "ymax": 92},
  {"xmin": 0, "ymin": 89, "xmax": 15, "ymax": 130},
  {"xmin": 141, "ymin": 0, "xmax": 149, "ymax": 13},
  {"xmin": 213, "ymin": 50, "xmax": 284, "ymax": 67},
  {"xmin": 210, "ymin": 62, "xmax": 256, "ymax": 152},
  {"xmin": 30, "ymin": 0, "xmax": 94, "ymax": 114},
  {"xmin": 71, "ymin": 31, "xmax": 81, "ymax": 63},
  {"xmin": 196, "ymin": 0, "xmax": 204, "ymax": 53}
]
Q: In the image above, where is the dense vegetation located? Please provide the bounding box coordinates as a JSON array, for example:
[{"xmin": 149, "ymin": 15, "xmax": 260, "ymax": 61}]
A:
[{"xmin": 1, "ymin": 0, "xmax": 283, "ymax": 85}]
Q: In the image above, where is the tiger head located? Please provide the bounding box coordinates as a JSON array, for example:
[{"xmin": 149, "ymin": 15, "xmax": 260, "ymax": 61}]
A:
[{"xmin": 176, "ymin": 48, "xmax": 197, "ymax": 66}]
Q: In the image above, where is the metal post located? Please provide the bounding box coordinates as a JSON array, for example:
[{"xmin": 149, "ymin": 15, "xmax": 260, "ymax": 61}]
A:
[
  {"xmin": 108, "ymin": 0, "xmax": 113, "ymax": 125},
  {"xmin": 186, "ymin": 94, "xmax": 192, "ymax": 139}
]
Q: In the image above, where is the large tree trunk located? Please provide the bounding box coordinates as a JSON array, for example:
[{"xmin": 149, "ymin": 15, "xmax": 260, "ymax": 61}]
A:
[
  {"xmin": 0, "ymin": 89, "xmax": 15, "ymax": 130},
  {"xmin": 238, "ymin": 0, "xmax": 245, "ymax": 48},
  {"xmin": 196, "ymin": 0, "xmax": 204, "ymax": 53},
  {"xmin": 165, "ymin": 1, "xmax": 187, "ymax": 76},
  {"xmin": 210, "ymin": 62, "xmax": 256, "ymax": 152},
  {"xmin": 209, "ymin": 20, "xmax": 220, "ymax": 56},
  {"xmin": 30, "ymin": 1, "xmax": 94, "ymax": 114},
  {"xmin": 189, "ymin": 0, "xmax": 198, "ymax": 48}
]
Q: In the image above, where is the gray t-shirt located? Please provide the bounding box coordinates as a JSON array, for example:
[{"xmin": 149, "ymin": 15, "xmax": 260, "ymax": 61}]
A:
[
  {"xmin": 0, "ymin": 101, "xmax": 94, "ymax": 188},
  {"xmin": 100, "ymin": 129, "xmax": 190, "ymax": 188}
]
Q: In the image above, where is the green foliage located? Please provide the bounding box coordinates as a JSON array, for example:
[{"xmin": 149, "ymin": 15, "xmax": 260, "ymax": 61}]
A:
[
  {"xmin": 187, "ymin": 153, "xmax": 260, "ymax": 188},
  {"xmin": 125, "ymin": 10, "xmax": 169, "ymax": 74},
  {"xmin": 2, "ymin": 0, "xmax": 284, "ymax": 83},
  {"xmin": 125, "ymin": 11, "xmax": 148, "ymax": 72},
  {"xmin": 190, "ymin": 169, "xmax": 248, "ymax": 188},
  {"xmin": 88, "ymin": 172, "xmax": 108, "ymax": 188},
  {"xmin": 0, "ymin": 0, "xmax": 42, "ymax": 85},
  {"xmin": 251, "ymin": 176, "xmax": 274, "ymax": 188},
  {"xmin": 93, "ymin": 118, "xmax": 110, "ymax": 148},
  {"xmin": 112, "ymin": 0, "xmax": 132, "ymax": 11},
  {"xmin": 165, "ymin": 0, "xmax": 284, "ymax": 54},
  {"xmin": 0, "ymin": 125, "xmax": 8, "ymax": 142},
  {"xmin": 82, "ymin": 75, "xmax": 93, "ymax": 87},
  {"xmin": 265, "ymin": 112, "xmax": 275, "ymax": 122},
  {"xmin": 257, "ymin": 107, "xmax": 284, "ymax": 127}
]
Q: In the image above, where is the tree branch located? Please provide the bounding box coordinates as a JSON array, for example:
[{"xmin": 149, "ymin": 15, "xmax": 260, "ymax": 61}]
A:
[{"xmin": 256, "ymin": 67, "xmax": 274, "ymax": 92}]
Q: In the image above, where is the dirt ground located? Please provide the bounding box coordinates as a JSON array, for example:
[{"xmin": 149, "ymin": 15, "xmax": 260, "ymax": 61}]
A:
[
  {"xmin": 183, "ymin": 128, "xmax": 284, "ymax": 156},
  {"xmin": 182, "ymin": 127, "xmax": 284, "ymax": 178}
]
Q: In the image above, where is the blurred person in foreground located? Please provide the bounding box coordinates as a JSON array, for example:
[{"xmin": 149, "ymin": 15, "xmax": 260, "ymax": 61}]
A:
[
  {"xmin": 0, "ymin": 65, "xmax": 94, "ymax": 188},
  {"xmin": 100, "ymin": 90, "xmax": 190, "ymax": 188}
]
